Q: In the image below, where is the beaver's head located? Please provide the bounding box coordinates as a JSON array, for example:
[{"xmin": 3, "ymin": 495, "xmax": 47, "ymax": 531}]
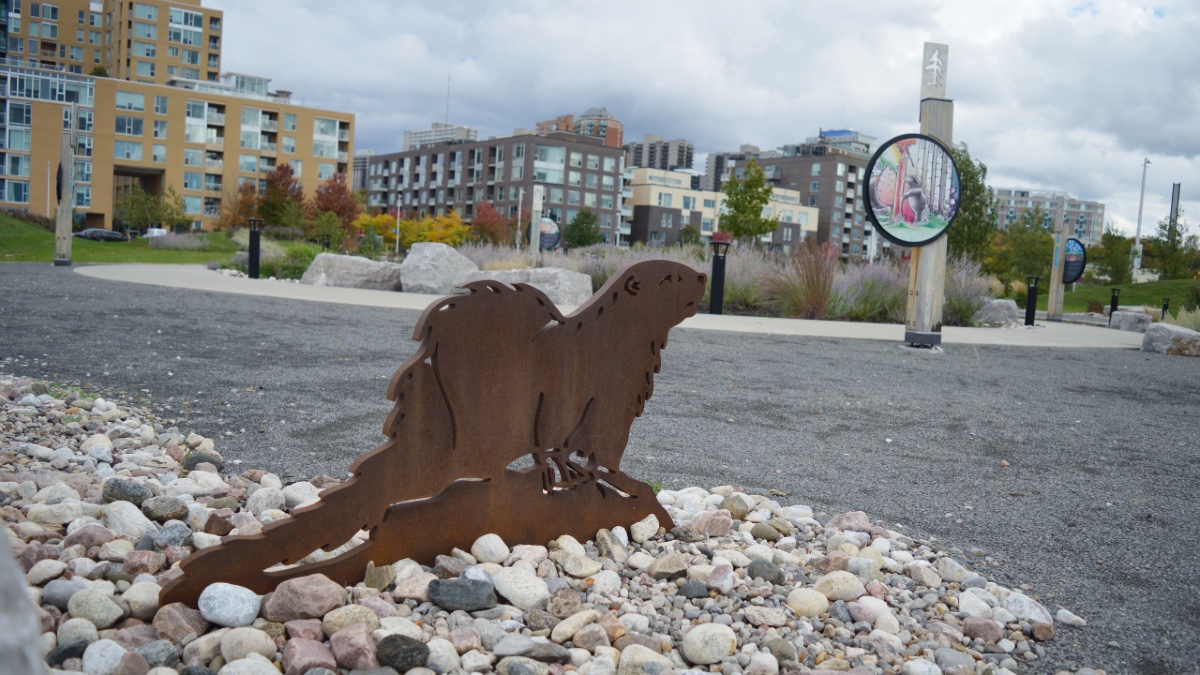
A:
[{"xmin": 614, "ymin": 260, "xmax": 707, "ymax": 327}]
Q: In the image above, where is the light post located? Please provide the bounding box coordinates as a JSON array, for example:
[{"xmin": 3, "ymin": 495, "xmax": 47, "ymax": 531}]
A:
[
  {"xmin": 247, "ymin": 217, "xmax": 263, "ymax": 279},
  {"xmin": 1024, "ymin": 275, "xmax": 1039, "ymax": 326},
  {"xmin": 394, "ymin": 207, "xmax": 401, "ymax": 257},
  {"xmin": 1133, "ymin": 157, "xmax": 1150, "ymax": 277},
  {"xmin": 709, "ymin": 232, "xmax": 732, "ymax": 315}
]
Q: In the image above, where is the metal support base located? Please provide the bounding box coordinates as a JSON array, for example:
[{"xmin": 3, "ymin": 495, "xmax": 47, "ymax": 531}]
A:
[
  {"xmin": 53, "ymin": 259, "xmax": 72, "ymax": 267},
  {"xmin": 904, "ymin": 330, "xmax": 942, "ymax": 347}
]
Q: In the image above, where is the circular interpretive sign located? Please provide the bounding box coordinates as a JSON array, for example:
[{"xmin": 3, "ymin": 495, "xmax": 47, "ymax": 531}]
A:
[
  {"xmin": 864, "ymin": 133, "xmax": 961, "ymax": 247},
  {"xmin": 1063, "ymin": 237, "xmax": 1087, "ymax": 284},
  {"xmin": 538, "ymin": 217, "xmax": 561, "ymax": 251}
]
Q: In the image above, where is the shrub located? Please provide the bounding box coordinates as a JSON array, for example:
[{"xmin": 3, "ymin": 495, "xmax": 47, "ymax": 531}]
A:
[
  {"xmin": 1168, "ymin": 307, "xmax": 1200, "ymax": 331},
  {"xmin": 943, "ymin": 257, "xmax": 995, "ymax": 326},
  {"xmin": 1185, "ymin": 281, "xmax": 1200, "ymax": 312},
  {"xmin": 264, "ymin": 226, "xmax": 305, "ymax": 241},
  {"xmin": 768, "ymin": 241, "xmax": 838, "ymax": 319},
  {"xmin": 148, "ymin": 232, "xmax": 208, "ymax": 250},
  {"xmin": 829, "ymin": 261, "xmax": 907, "ymax": 323}
]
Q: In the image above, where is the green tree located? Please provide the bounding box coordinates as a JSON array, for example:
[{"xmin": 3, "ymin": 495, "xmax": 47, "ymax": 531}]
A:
[
  {"xmin": 1148, "ymin": 207, "xmax": 1194, "ymax": 280},
  {"xmin": 258, "ymin": 164, "xmax": 305, "ymax": 228},
  {"xmin": 676, "ymin": 224, "xmax": 702, "ymax": 246},
  {"xmin": 720, "ymin": 159, "xmax": 777, "ymax": 245},
  {"xmin": 994, "ymin": 208, "xmax": 1054, "ymax": 286},
  {"xmin": 561, "ymin": 208, "xmax": 603, "ymax": 249},
  {"xmin": 114, "ymin": 185, "xmax": 189, "ymax": 233},
  {"xmin": 1092, "ymin": 225, "xmax": 1133, "ymax": 285},
  {"xmin": 946, "ymin": 143, "xmax": 996, "ymax": 264},
  {"xmin": 312, "ymin": 211, "xmax": 346, "ymax": 250}
]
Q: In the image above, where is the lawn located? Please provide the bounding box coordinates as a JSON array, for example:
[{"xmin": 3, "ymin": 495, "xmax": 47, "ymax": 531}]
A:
[
  {"xmin": 0, "ymin": 215, "xmax": 239, "ymax": 265},
  {"xmin": 1037, "ymin": 277, "xmax": 1198, "ymax": 316}
]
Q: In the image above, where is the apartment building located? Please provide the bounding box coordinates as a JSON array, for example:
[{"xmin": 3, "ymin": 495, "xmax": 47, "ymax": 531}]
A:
[
  {"xmin": 992, "ymin": 187, "xmax": 1105, "ymax": 246},
  {"xmin": 352, "ymin": 149, "xmax": 373, "ymax": 191},
  {"xmin": 537, "ymin": 107, "xmax": 623, "ymax": 149},
  {"xmin": 627, "ymin": 168, "xmax": 816, "ymax": 251},
  {"xmin": 402, "ymin": 122, "xmax": 476, "ymax": 151},
  {"xmin": 365, "ymin": 131, "xmax": 627, "ymax": 244},
  {"xmin": 624, "ymin": 134, "xmax": 694, "ymax": 171},
  {"xmin": 705, "ymin": 138, "xmax": 878, "ymax": 260},
  {"xmin": 0, "ymin": 0, "xmax": 355, "ymax": 230}
]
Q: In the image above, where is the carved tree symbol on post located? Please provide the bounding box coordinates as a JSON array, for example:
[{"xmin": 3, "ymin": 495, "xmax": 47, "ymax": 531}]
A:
[{"xmin": 925, "ymin": 49, "xmax": 943, "ymax": 86}]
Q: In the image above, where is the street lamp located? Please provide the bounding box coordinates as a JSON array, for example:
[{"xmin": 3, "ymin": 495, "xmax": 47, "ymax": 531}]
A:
[
  {"xmin": 709, "ymin": 232, "xmax": 732, "ymax": 315},
  {"xmin": 1133, "ymin": 158, "xmax": 1150, "ymax": 277},
  {"xmin": 247, "ymin": 217, "xmax": 263, "ymax": 279},
  {"xmin": 1024, "ymin": 275, "xmax": 1039, "ymax": 326}
]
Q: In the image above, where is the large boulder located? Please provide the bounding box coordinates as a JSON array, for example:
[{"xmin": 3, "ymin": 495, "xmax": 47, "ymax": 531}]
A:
[
  {"xmin": 466, "ymin": 268, "xmax": 594, "ymax": 306},
  {"xmin": 399, "ymin": 243, "xmax": 480, "ymax": 295},
  {"xmin": 1109, "ymin": 310, "xmax": 1152, "ymax": 333},
  {"xmin": 975, "ymin": 298, "xmax": 1018, "ymax": 325},
  {"xmin": 301, "ymin": 253, "xmax": 404, "ymax": 291},
  {"xmin": 1142, "ymin": 322, "xmax": 1200, "ymax": 356}
]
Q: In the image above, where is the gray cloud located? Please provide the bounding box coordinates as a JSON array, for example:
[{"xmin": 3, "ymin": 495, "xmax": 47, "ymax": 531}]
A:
[{"xmin": 208, "ymin": 0, "xmax": 1199, "ymax": 235}]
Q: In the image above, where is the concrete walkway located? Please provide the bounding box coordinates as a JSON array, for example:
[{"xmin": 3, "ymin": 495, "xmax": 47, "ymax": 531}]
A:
[{"xmin": 75, "ymin": 264, "xmax": 1145, "ymax": 349}]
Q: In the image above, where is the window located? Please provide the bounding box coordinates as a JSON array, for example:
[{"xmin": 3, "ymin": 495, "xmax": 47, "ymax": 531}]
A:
[
  {"xmin": 284, "ymin": 113, "xmax": 297, "ymax": 131},
  {"xmin": 511, "ymin": 165, "xmax": 523, "ymax": 180},
  {"xmin": 565, "ymin": 190, "xmax": 579, "ymax": 206},
  {"xmin": 584, "ymin": 173, "xmax": 598, "ymax": 189},
  {"xmin": 6, "ymin": 155, "xmax": 31, "ymax": 177},
  {"xmin": 69, "ymin": 46, "xmax": 83, "ymax": 60},
  {"xmin": 184, "ymin": 148, "xmax": 203, "ymax": 166},
  {"xmin": 136, "ymin": 61, "xmax": 155, "ymax": 78},
  {"xmin": 240, "ymin": 130, "xmax": 259, "ymax": 150},
  {"xmin": 185, "ymin": 100, "xmax": 206, "ymax": 119},
  {"xmin": 703, "ymin": 199, "xmax": 715, "ymax": 209},
  {"xmin": 182, "ymin": 49, "xmax": 200, "ymax": 65},
  {"xmin": 811, "ymin": 163, "xmax": 821, "ymax": 176},
  {"xmin": 183, "ymin": 172, "xmax": 202, "ymax": 190},
  {"xmin": 208, "ymin": 53, "xmax": 219, "ymax": 68},
  {"xmin": 834, "ymin": 196, "xmax": 843, "ymax": 207},
  {"xmin": 8, "ymin": 37, "xmax": 24, "ymax": 53},
  {"xmin": 602, "ymin": 175, "xmax": 614, "ymax": 190},
  {"xmin": 183, "ymin": 195, "xmax": 202, "ymax": 214},
  {"xmin": 133, "ymin": 3, "xmax": 157, "ymax": 20},
  {"xmin": 569, "ymin": 152, "xmax": 583, "ymax": 168},
  {"xmin": 682, "ymin": 196, "xmax": 694, "ymax": 210},
  {"xmin": 584, "ymin": 192, "xmax": 597, "ymax": 207},
  {"xmin": 180, "ymin": 67, "xmax": 200, "ymax": 80},
  {"xmin": 289, "ymin": 159, "xmax": 302, "ymax": 177},
  {"xmin": 77, "ymin": 9, "xmax": 84, "ymax": 23},
  {"xmin": 152, "ymin": 144, "xmax": 166, "ymax": 163},
  {"xmin": 535, "ymin": 145, "xmax": 565, "ymax": 164},
  {"xmin": 241, "ymin": 107, "xmax": 261, "ymax": 127},
  {"xmin": 781, "ymin": 209, "xmax": 793, "ymax": 223},
  {"xmin": 76, "ymin": 28, "xmax": 83, "ymax": 42},
  {"xmin": 185, "ymin": 123, "xmax": 205, "ymax": 143},
  {"xmin": 88, "ymin": 30, "xmax": 99, "ymax": 45},
  {"xmin": 318, "ymin": 163, "xmax": 335, "ymax": 180},
  {"xmin": 8, "ymin": 102, "xmax": 32, "ymax": 126},
  {"xmin": 259, "ymin": 157, "xmax": 273, "ymax": 172},
  {"xmin": 75, "ymin": 135, "xmax": 92, "ymax": 157},
  {"xmin": 312, "ymin": 140, "xmax": 336, "ymax": 158},
  {"xmin": 701, "ymin": 218, "xmax": 713, "ymax": 232},
  {"xmin": 837, "ymin": 162, "xmax": 847, "ymax": 177},
  {"xmin": 114, "ymin": 140, "xmax": 143, "ymax": 160},
  {"xmin": 533, "ymin": 167, "xmax": 563, "ymax": 184},
  {"xmin": 587, "ymin": 155, "xmax": 600, "ymax": 170},
  {"xmin": 313, "ymin": 118, "xmax": 337, "ymax": 136},
  {"xmin": 115, "ymin": 116, "xmax": 143, "ymax": 136},
  {"xmin": 513, "ymin": 143, "xmax": 524, "ymax": 160},
  {"xmin": 548, "ymin": 187, "xmax": 563, "ymax": 203},
  {"xmin": 808, "ymin": 195, "xmax": 819, "ymax": 207},
  {"xmin": 282, "ymin": 136, "xmax": 295, "ymax": 153},
  {"xmin": 73, "ymin": 160, "xmax": 91, "ymax": 183},
  {"xmin": 7, "ymin": 181, "xmax": 30, "ymax": 204},
  {"xmin": 236, "ymin": 154, "xmax": 256, "ymax": 172},
  {"xmin": 209, "ymin": 16, "xmax": 220, "ymax": 31},
  {"xmin": 169, "ymin": 7, "xmax": 203, "ymax": 27},
  {"xmin": 601, "ymin": 194, "xmax": 614, "ymax": 209},
  {"xmin": 568, "ymin": 171, "xmax": 581, "ymax": 186},
  {"xmin": 133, "ymin": 22, "xmax": 157, "ymax": 39},
  {"xmin": 657, "ymin": 192, "xmax": 673, "ymax": 208},
  {"xmin": 115, "ymin": 91, "xmax": 145, "ymax": 111},
  {"xmin": 661, "ymin": 213, "xmax": 673, "ymax": 229},
  {"xmin": 603, "ymin": 157, "xmax": 616, "ymax": 172}
]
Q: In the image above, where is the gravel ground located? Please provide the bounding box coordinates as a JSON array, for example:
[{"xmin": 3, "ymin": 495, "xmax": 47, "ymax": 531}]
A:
[{"xmin": 2, "ymin": 262, "xmax": 1197, "ymax": 674}]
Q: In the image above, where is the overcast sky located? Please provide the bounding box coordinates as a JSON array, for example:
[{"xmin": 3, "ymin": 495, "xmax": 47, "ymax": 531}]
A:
[{"xmin": 208, "ymin": 0, "xmax": 1197, "ymax": 237}]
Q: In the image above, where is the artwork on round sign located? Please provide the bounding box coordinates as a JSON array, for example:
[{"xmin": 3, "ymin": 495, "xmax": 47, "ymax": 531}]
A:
[{"xmin": 866, "ymin": 134, "xmax": 961, "ymax": 248}]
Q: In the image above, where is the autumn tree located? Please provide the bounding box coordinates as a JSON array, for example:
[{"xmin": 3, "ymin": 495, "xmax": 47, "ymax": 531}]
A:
[
  {"xmin": 470, "ymin": 202, "xmax": 513, "ymax": 245},
  {"xmin": 561, "ymin": 208, "xmax": 603, "ymax": 249},
  {"xmin": 311, "ymin": 173, "xmax": 361, "ymax": 229},
  {"xmin": 353, "ymin": 212, "xmax": 399, "ymax": 252},
  {"xmin": 217, "ymin": 182, "xmax": 259, "ymax": 230},
  {"xmin": 946, "ymin": 143, "xmax": 996, "ymax": 265},
  {"xmin": 399, "ymin": 211, "xmax": 471, "ymax": 251},
  {"xmin": 258, "ymin": 164, "xmax": 305, "ymax": 229},
  {"xmin": 721, "ymin": 159, "xmax": 777, "ymax": 245}
]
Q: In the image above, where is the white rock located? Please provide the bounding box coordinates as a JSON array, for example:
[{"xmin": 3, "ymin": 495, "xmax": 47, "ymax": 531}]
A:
[
  {"xmin": 681, "ymin": 624, "xmax": 737, "ymax": 665},
  {"xmin": 1004, "ymin": 593, "xmax": 1053, "ymax": 624},
  {"xmin": 301, "ymin": 252, "xmax": 406, "ymax": 291},
  {"xmin": 814, "ymin": 571, "xmax": 865, "ymax": 602},
  {"xmin": 376, "ymin": 617, "xmax": 424, "ymax": 641},
  {"xmin": 1055, "ymin": 607, "xmax": 1087, "ymax": 626},
  {"xmin": 427, "ymin": 637, "xmax": 462, "ymax": 673},
  {"xmin": 630, "ymin": 514, "xmax": 659, "ymax": 544},
  {"xmin": 27, "ymin": 559, "xmax": 67, "ymax": 585},
  {"xmin": 1109, "ymin": 309, "xmax": 1152, "ymax": 333},
  {"xmin": 554, "ymin": 534, "xmax": 587, "ymax": 557},
  {"xmin": 399, "ymin": 243, "xmax": 480, "ymax": 295},
  {"xmin": 220, "ymin": 626, "xmax": 276, "ymax": 662},
  {"xmin": 281, "ymin": 481, "xmax": 320, "ymax": 509},
  {"xmin": 587, "ymin": 570, "xmax": 622, "ymax": 597},
  {"xmin": 470, "ymin": 533, "xmax": 511, "ymax": 564},
  {"xmin": 957, "ymin": 591, "xmax": 992, "ymax": 618},
  {"xmin": 748, "ymin": 651, "xmax": 779, "ymax": 675},
  {"xmin": 102, "ymin": 501, "xmax": 158, "ymax": 539},
  {"xmin": 786, "ymin": 588, "xmax": 828, "ymax": 617},
  {"xmin": 492, "ymin": 567, "xmax": 549, "ymax": 611},
  {"xmin": 936, "ymin": 557, "xmax": 971, "ymax": 583},
  {"xmin": 218, "ymin": 652, "xmax": 281, "ymax": 675},
  {"xmin": 245, "ymin": 487, "xmax": 285, "ymax": 516},
  {"xmin": 199, "ymin": 583, "xmax": 262, "ymax": 627},
  {"xmin": 1142, "ymin": 322, "xmax": 1200, "ymax": 355},
  {"xmin": 626, "ymin": 552, "xmax": 654, "ymax": 570},
  {"xmin": 901, "ymin": 658, "xmax": 943, "ymax": 675},
  {"xmin": 82, "ymin": 639, "xmax": 127, "ymax": 675},
  {"xmin": 121, "ymin": 582, "xmax": 161, "ymax": 621},
  {"xmin": 465, "ymin": 267, "xmax": 595, "ymax": 306}
]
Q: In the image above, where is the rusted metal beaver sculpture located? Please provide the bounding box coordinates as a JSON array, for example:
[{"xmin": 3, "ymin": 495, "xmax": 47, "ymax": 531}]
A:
[{"xmin": 161, "ymin": 259, "xmax": 706, "ymax": 606}]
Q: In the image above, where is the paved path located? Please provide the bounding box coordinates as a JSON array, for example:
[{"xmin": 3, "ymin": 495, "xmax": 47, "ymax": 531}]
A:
[
  {"xmin": 2, "ymin": 262, "xmax": 1194, "ymax": 674},
  {"xmin": 77, "ymin": 264, "xmax": 1144, "ymax": 349}
]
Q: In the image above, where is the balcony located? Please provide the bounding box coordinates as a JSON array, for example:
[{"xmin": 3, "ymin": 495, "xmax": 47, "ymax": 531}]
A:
[
  {"xmin": 206, "ymin": 111, "xmax": 225, "ymax": 126},
  {"xmin": 620, "ymin": 206, "xmax": 632, "ymax": 218},
  {"xmin": 260, "ymin": 143, "xmax": 277, "ymax": 157},
  {"xmin": 206, "ymin": 159, "xmax": 223, "ymax": 171},
  {"xmin": 338, "ymin": 129, "xmax": 350, "ymax": 142},
  {"xmin": 621, "ymin": 189, "xmax": 632, "ymax": 199},
  {"xmin": 261, "ymin": 119, "xmax": 278, "ymax": 132},
  {"xmin": 619, "ymin": 224, "xmax": 632, "ymax": 235},
  {"xmin": 337, "ymin": 151, "xmax": 349, "ymax": 163},
  {"xmin": 204, "ymin": 185, "xmax": 223, "ymax": 195},
  {"xmin": 206, "ymin": 138, "xmax": 224, "ymax": 150}
]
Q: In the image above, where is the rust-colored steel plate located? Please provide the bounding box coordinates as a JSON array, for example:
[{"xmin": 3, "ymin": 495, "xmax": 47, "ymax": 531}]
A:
[{"xmin": 160, "ymin": 260, "xmax": 706, "ymax": 607}]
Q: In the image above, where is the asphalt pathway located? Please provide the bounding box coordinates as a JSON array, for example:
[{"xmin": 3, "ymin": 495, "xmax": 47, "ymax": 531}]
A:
[{"xmin": 0, "ymin": 263, "xmax": 1196, "ymax": 674}]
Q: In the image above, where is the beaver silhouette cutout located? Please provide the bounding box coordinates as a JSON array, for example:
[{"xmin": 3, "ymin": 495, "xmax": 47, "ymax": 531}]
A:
[{"xmin": 160, "ymin": 260, "xmax": 706, "ymax": 606}]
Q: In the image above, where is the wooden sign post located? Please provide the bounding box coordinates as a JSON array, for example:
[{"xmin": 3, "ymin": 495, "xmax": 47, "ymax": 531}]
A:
[
  {"xmin": 905, "ymin": 42, "xmax": 954, "ymax": 347},
  {"xmin": 54, "ymin": 132, "xmax": 74, "ymax": 267},
  {"xmin": 1046, "ymin": 219, "xmax": 1068, "ymax": 321}
]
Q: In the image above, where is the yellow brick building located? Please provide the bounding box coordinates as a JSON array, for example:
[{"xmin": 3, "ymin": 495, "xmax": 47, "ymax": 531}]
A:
[{"xmin": 1, "ymin": 0, "xmax": 354, "ymax": 231}]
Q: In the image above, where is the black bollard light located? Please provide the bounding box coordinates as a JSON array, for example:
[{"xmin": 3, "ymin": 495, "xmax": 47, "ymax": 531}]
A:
[
  {"xmin": 1025, "ymin": 276, "xmax": 1040, "ymax": 327},
  {"xmin": 709, "ymin": 233, "xmax": 732, "ymax": 315},
  {"xmin": 248, "ymin": 217, "xmax": 263, "ymax": 279},
  {"xmin": 1162, "ymin": 297, "xmax": 1170, "ymax": 322},
  {"xmin": 321, "ymin": 234, "xmax": 331, "ymax": 251},
  {"xmin": 1108, "ymin": 288, "xmax": 1121, "ymax": 326}
]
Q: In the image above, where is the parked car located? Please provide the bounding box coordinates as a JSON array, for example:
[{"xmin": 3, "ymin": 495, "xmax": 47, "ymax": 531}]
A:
[
  {"xmin": 143, "ymin": 228, "xmax": 168, "ymax": 238},
  {"xmin": 74, "ymin": 228, "xmax": 129, "ymax": 242}
]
